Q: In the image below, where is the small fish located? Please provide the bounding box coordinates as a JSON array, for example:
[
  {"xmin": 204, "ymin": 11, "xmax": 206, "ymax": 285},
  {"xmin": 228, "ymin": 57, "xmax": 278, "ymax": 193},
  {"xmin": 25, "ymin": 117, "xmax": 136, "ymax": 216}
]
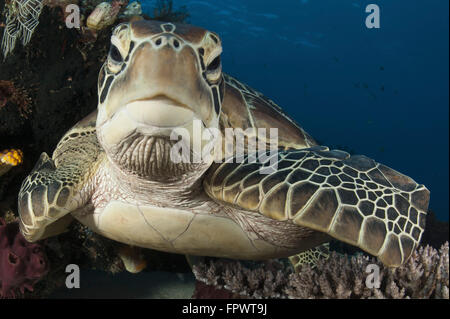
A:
[
  {"xmin": 333, "ymin": 56, "xmax": 339, "ymax": 62},
  {"xmin": 380, "ymin": 85, "xmax": 385, "ymax": 92},
  {"xmin": 362, "ymin": 83, "xmax": 369, "ymax": 89},
  {"xmin": 379, "ymin": 66, "xmax": 384, "ymax": 71}
]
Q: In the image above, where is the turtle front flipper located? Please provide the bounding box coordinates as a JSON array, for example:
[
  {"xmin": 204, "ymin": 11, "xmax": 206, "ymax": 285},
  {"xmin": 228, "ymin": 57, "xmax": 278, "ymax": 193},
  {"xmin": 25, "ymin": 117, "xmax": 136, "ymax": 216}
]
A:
[
  {"xmin": 204, "ymin": 146, "xmax": 430, "ymax": 267},
  {"xmin": 18, "ymin": 111, "xmax": 102, "ymax": 242},
  {"xmin": 18, "ymin": 153, "xmax": 77, "ymax": 241}
]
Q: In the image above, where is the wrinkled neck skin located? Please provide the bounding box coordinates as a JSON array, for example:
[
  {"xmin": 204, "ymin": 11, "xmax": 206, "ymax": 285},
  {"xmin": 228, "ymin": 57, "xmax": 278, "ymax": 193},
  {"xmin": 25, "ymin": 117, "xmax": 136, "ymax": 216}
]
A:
[{"xmin": 97, "ymin": 130, "xmax": 215, "ymax": 205}]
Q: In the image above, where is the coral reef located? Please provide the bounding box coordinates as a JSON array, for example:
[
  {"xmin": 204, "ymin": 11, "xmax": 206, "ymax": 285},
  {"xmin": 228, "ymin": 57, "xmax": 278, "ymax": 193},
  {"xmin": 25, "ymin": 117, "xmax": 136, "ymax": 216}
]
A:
[
  {"xmin": 193, "ymin": 259, "xmax": 291, "ymax": 299},
  {"xmin": 192, "ymin": 281, "xmax": 244, "ymax": 299},
  {"xmin": 0, "ymin": 218, "xmax": 48, "ymax": 298},
  {"xmin": 1, "ymin": 0, "xmax": 44, "ymax": 58},
  {"xmin": 86, "ymin": 0, "xmax": 125, "ymax": 30},
  {"xmin": 193, "ymin": 243, "xmax": 449, "ymax": 299},
  {"xmin": 287, "ymin": 244, "xmax": 449, "ymax": 299},
  {"xmin": 119, "ymin": 0, "xmax": 140, "ymax": 19},
  {"xmin": 43, "ymin": 0, "xmax": 79, "ymax": 20},
  {"xmin": 0, "ymin": 148, "xmax": 22, "ymax": 176},
  {"xmin": 0, "ymin": 80, "xmax": 31, "ymax": 117},
  {"xmin": 17, "ymin": 222, "xmax": 126, "ymax": 298}
]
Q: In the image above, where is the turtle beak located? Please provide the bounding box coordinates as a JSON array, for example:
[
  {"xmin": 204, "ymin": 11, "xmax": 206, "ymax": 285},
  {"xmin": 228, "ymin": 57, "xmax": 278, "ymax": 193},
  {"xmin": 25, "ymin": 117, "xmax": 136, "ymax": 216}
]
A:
[{"xmin": 124, "ymin": 95, "xmax": 195, "ymax": 128}]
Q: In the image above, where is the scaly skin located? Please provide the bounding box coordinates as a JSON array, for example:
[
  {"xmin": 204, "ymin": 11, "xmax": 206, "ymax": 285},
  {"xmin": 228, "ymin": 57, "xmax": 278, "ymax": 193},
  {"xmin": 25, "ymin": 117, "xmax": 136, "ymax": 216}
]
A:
[{"xmin": 17, "ymin": 21, "xmax": 430, "ymax": 269}]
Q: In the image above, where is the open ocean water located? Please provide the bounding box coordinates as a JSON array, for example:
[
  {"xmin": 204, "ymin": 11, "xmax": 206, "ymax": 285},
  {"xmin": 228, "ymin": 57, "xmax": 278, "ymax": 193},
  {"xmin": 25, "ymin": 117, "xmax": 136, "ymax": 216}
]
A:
[{"xmin": 141, "ymin": 0, "xmax": 449, "ymax": 220}]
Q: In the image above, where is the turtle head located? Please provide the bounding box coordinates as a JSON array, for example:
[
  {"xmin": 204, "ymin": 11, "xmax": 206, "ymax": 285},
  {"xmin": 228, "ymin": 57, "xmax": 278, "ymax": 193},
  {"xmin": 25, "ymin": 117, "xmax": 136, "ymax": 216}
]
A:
[{"xmin": 96, "ymin": 21, "xmax": 225, "ymax": 180}]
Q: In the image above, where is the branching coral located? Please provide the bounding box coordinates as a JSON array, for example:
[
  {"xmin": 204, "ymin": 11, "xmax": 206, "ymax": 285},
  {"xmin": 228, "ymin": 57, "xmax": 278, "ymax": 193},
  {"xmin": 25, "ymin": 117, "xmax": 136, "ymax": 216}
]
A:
[
  {"xmin": 0, "ymin": 218, "xmax": 49, "ymax": 298},
  {"xmin": 287, "ymin": 243, "xmax": 449, "ymax": 299},
  {"xmin": 193, "ymin": 259, "xmax": 291, "ymax": 299},
  {"xmin": 193, "ymin": 243, "xmax": 449, "ymax": 299},
  {"xmin": 1, "ymin": 0, "xmax": 44, "ymax": 58}
]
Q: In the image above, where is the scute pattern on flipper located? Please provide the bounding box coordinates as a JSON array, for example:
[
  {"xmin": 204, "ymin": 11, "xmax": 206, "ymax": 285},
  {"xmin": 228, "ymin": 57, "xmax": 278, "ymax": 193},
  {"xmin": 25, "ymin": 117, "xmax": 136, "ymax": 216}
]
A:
[
  {"xmin": 18, "ymin": 153, "xmax": 76, "ymax": 241},
  {"xmin": 18, "ymin": 123, "xmax": 101, "ymax": 242},
  {"xmin": 204, "ymin": 147, "xmax": 429, "ymax": 267},
  {"xmin": 289, "ymin": 243, "xmax": 330, "ymax": 272}
]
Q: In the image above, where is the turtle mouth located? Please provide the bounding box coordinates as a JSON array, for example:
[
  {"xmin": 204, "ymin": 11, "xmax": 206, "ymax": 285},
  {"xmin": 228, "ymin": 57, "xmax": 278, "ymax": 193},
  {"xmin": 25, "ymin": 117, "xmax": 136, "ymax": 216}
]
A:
[{"xmin": 124, "ymin": 95, "xmax": 195, "ymax": 128}]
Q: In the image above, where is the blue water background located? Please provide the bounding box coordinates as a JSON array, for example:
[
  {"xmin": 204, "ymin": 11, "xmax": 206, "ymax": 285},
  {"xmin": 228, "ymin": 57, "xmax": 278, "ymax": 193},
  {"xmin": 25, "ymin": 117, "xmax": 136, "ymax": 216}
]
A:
[{"xmin": 142, "ymin": 0, "xmax": 449, "ymax": 220}]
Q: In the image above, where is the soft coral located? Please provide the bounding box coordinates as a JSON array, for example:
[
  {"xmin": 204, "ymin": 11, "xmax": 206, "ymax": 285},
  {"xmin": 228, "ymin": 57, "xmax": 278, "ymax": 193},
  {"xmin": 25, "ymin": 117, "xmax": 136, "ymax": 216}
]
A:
[{"xmin": 0, "ymin": 218, "xmax": 48, "ymax": 298}]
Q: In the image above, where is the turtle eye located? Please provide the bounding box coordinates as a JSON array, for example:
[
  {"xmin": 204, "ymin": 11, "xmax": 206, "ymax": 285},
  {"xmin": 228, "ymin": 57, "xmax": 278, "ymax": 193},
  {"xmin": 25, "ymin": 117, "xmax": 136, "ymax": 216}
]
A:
[
  {"xmin": 109, "ymin": 44, "xmax": 124, "ymax": 63},
  {"xmin": 207, "ymin": 55, "xmax": 221, "ymax": 72},
  {"xmin": 206, "ymin": 55, "xmax": 222, "ymax": 83}
]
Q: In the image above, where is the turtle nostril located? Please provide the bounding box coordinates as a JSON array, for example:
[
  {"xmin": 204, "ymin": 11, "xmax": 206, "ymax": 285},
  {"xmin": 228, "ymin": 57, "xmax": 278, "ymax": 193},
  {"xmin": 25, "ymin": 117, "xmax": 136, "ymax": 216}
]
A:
[
  {"xmin": 173, "ymin": 39, "xmax": 179, "ymax": 48},
  {"xmin": 155, "ymin": 38, "xmax": 162, "ymax": 46}
]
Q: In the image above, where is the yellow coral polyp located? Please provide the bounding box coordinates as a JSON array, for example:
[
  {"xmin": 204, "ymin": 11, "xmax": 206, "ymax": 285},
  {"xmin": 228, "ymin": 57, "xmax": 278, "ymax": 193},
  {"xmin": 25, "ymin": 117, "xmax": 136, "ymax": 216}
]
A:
[{"xmin": 0, "ymin": 149, "xmax": 23, "ymax": 166}]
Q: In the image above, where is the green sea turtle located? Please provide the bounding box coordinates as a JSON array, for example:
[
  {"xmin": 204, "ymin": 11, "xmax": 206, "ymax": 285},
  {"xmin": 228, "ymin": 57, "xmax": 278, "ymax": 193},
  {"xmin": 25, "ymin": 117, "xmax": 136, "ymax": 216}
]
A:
[{"xmin": 17, "ymin": 21, "xmax": 429, "ymax": 269}]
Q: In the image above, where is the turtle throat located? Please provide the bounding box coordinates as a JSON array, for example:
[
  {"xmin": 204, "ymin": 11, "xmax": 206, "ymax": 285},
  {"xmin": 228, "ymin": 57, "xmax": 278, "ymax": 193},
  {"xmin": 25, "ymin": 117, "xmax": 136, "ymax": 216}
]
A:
[{"xmin": 104, "ymin": 131, "xmax": 211, "ymax": 185}]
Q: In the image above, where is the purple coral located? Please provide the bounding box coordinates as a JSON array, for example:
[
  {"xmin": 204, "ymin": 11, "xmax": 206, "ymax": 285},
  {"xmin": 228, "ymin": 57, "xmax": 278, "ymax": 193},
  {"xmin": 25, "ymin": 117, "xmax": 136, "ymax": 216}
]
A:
[{"xmin": 0, "ymin": 218, "xmax": 48, "ymax": 298}]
